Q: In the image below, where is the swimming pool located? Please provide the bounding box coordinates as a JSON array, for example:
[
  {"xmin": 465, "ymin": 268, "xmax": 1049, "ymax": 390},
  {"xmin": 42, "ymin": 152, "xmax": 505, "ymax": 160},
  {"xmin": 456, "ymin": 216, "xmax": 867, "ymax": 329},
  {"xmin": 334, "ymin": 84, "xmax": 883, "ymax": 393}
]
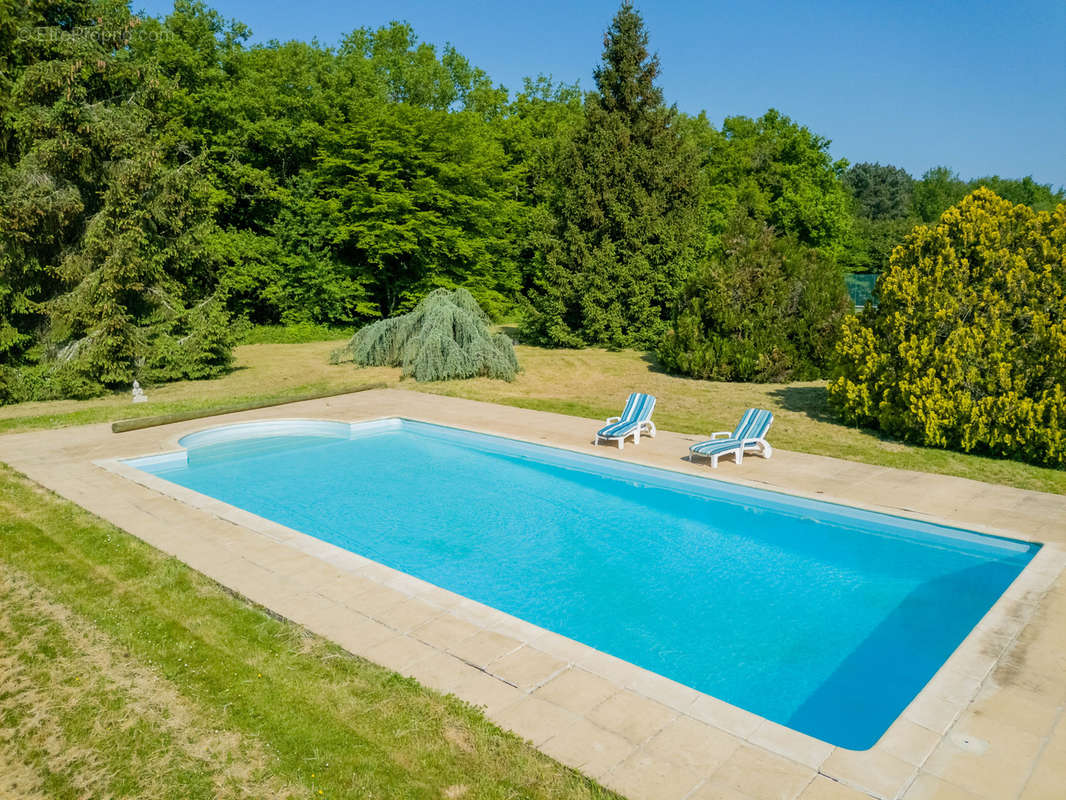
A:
[{"xmin": 128, "ymin": 417, "xmax": 1038, "ymax": 749}]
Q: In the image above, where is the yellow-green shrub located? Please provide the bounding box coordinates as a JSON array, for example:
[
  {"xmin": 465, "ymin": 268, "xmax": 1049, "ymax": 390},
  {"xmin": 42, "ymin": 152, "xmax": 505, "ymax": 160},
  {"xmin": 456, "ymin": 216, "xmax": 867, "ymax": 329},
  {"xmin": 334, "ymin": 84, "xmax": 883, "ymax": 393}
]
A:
[{"xmin": 828, "ymin": 188, "xmax": 1066, "ymax": 466}]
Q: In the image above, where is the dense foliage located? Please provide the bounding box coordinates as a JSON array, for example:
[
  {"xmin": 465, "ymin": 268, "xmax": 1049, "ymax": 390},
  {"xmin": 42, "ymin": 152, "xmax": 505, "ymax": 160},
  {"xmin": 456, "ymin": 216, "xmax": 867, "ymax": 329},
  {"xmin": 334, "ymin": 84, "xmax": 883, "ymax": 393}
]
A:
[
  {"xmin": 829, "ymin": 189, "xmax": 1066, "ymax": 466},
  {"xmin": 0, "ymin": 0, "xmax": 243, "ymax": 400},
  {"xmin": 522, "ymin": 2, "xmax": 702, "ymax": 349},
  {"xmin": 658, "ymin": 216, "xmax": 851, "ymax": 381},
  {"xmin": 331, "ymin": 288, "xmax": 518, "ymax": 381},
  {"xmin": 313, "ymin": 104, "xmax": 521, "ymax": 319},
  {"xmin": 703, "ymin": 110, "xmax": 853, "ymax": 260},
  {"xmin": 842, "ymin": 164, "xmax": 1064, "ymax": 275},
  {"xmin": 843, "ymin": 163, "xmax": 914, "ymax": 221},
  {"xmin": 1, "ymin": 0, "xmax": 1060, "ymax": 414}
]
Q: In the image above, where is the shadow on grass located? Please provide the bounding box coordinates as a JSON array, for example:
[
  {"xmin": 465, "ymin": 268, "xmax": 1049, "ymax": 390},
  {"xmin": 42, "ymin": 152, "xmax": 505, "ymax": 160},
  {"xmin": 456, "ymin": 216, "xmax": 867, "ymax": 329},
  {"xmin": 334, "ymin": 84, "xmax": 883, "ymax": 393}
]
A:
[
  {"xmin": 768, "ymin": 385, "xmax": 837, "ymax": 423},
  {"xmin": 769, "ymin": 386, "xmax": 916, "ymax": 450},
  {"xmin": 496, "ymin": 323, "xmax": 523, "ymax": 342},
  {"xmin": 638, "ymin": 350, "xmax": 671, "ymax": 374}
]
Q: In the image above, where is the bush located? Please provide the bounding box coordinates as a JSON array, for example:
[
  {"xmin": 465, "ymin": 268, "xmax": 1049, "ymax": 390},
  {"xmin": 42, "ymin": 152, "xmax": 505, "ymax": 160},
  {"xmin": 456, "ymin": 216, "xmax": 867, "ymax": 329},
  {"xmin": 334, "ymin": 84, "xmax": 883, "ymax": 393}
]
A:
[
  {"xmin": 331, "ymin": 288, "xmax": 519, "ymax": 382},
  {"xmin": 828, "ymin": 188, "xmax": 1066, "ymax": 466},
  {"xmin": 657, "ymin": 216, "xmax": 851, "ymax": 382}
]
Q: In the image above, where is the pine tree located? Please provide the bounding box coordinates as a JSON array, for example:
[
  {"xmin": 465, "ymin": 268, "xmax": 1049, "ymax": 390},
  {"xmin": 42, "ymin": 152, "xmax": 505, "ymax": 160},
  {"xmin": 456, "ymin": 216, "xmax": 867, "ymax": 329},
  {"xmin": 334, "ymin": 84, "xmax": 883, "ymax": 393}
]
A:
[
  {"xmin": 0, "ymin": 1, "xmax": 241, "ymax": 400},
  {"xmin": 523, "ymin": 2, "xmax": 701, "ymax": 348}
]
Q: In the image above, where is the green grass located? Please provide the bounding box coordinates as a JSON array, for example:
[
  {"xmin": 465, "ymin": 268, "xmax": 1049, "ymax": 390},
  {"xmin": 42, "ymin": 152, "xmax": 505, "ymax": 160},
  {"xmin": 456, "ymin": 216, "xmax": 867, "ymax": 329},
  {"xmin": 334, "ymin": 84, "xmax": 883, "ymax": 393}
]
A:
[
  {"xmin": 0, "ymin": 339, "xmax": 1061, "ymax": 794},
  {"xmin": 0, "ymin": 339, "xmax": 1062, "ymax": 494},
  {"xmin": 0, "ymin": 465, "xmax": 618, "ymax": 799}
]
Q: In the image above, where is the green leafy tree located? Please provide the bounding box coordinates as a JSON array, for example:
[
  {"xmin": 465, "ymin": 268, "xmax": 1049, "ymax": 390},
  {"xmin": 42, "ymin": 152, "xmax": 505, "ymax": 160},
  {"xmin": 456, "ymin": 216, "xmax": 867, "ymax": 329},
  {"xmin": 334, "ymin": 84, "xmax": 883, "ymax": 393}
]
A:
[
  {"xmin": 829, "ymin": 189, "xmax": 1066, "ymax": 466},
  {"xmin": 703, "ymin": 110, "xmax": 852, "ymax": 259},
  {"xmin": 913, "ymin": 166, "xmax": 969, "ymax": 222},
  {"xmin": 152, "ymin": 11, "xmax": 515, "ymax": 327},
  {"xmin": 341, "ymin": 22, "xmax": 506, "ymax": 117},
  {"xmin": 968, "ymin": 175, "xmax": 1064, "ymax": 213},
  {"xmin": 523, "ymin": 2, "xmax": 702, "ymax": 348},
  {"xmin": 312, "ymin": 103, "xmax": 522, "ymax": 319},
  {"xmin": 658, "ymin": 215, "xmax": 851, "ymax": 381},
  {"xmin": 498, "ymin": 76, "xmax": 584, "ymax": 288}
]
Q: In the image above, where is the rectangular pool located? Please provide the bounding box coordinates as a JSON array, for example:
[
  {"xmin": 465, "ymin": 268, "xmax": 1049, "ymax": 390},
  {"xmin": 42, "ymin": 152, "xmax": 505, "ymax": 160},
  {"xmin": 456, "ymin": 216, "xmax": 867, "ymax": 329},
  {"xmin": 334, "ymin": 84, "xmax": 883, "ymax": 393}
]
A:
[{"xmin": 127, "ymin": 417, "xmax": 1038, "ymax": 749}]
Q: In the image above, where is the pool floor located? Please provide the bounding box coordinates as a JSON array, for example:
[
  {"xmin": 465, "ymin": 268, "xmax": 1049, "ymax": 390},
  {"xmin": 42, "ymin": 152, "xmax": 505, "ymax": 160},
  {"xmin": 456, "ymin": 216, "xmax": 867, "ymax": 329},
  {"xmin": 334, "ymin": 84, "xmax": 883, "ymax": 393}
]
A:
[{"xmin": 129, "ymin": 418, "xmax": 1038, "ymax": 750}]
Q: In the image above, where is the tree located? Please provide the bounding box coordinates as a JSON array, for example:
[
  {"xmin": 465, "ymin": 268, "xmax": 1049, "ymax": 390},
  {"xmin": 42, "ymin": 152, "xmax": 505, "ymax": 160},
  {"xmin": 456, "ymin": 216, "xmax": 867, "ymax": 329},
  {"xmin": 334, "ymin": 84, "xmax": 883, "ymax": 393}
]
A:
[
  {"xmin": 968, "ymin": 175, "xmax": 1064, "ymax": 213},
  {"xmin": 331, "ymin": 288, "xmax": 518, "ymax": 381},
  {"xmin": 522, "ymin": 2, "xmax": 702, "ymax": 348},
  {"xmin": 0, "ymin": 0, "xmax": 240, "ymax": 400},
  {"xmin": 498, "ymin": 76, "xmax": 584, "ymax": 290},
  {"xmin": 311, "ymin": 103, "xmax": 522, "ymax": 319},
  {"xmin": 658, "ymin": 215, "xmax": 851, "ymax": 381},
  {"xmin": 829, "ymin": 189, "xmax": 1066, "ymax": 466},
  {"xmin": 339, "ymin": 23, "xmax": 507, "ymax": 117},
  {"xmin": 159, "ymin": 14, "xmax": 516, "ymax": 327},
  {"xmin": 912, "ymin": 166, "xmax": 968, "ymax": 222},
  {"xmin": 703, "ymin": 110, "xmax": 852, "ymax": 259},
  {"xmin": 843, "ymin": 162, "xmax": 914, "ymax": 220}
]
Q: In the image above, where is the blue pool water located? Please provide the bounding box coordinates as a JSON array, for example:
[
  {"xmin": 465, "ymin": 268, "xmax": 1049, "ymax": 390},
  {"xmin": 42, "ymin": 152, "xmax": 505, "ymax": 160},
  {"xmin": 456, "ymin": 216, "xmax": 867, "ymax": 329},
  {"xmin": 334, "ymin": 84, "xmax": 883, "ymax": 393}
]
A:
[{"xmin": 129, "ymin": 418, "xmax": 1037, "ymax": 749}]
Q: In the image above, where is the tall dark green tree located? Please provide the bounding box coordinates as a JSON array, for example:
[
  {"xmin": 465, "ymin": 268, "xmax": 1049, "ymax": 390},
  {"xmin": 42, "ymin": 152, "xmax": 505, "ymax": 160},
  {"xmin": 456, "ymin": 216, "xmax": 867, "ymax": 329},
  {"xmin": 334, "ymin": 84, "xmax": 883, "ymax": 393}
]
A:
[
  {"xmin": 0, "ymin": 0, "xmax": 240, "ymax": 400},
  {"xmin": 523, "ymin": 2, "xmax": 702, "ymax": 348},
  {"xmin": 843, "ymin": 162, "xmax": 914, "ymax": 220}
]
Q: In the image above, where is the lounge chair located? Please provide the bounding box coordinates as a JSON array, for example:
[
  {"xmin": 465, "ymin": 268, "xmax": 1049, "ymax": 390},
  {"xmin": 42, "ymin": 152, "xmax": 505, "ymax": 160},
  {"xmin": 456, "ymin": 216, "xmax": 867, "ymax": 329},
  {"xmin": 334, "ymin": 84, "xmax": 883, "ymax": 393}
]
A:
[
  {"xmin": 689, "ymin": 408, "xmax": 774, "ymax": 467},
  {"xmin": 595, "ymin": 393, "xmax": 656, "ymax": 450}
]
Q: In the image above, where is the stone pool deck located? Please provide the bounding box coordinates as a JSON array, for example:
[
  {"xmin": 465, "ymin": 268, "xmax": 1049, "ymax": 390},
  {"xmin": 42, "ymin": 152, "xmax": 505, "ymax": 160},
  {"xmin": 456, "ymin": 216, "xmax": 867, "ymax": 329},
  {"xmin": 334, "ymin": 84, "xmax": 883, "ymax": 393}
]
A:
[{"xmin": 0, "ymin": 387, "xmax": 1063, "ymax": 800}]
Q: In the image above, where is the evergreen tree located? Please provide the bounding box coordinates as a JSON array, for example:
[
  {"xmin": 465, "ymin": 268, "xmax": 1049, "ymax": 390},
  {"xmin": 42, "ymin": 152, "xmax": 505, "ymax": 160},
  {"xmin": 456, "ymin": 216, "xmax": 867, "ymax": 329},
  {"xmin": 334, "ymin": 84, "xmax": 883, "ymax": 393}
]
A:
[
  {"xmin": 0, "ymin": 0, "xmax": 240, "ymax": 400},
  {"xmin": 523, "ymin": 2, "xmax": 701, "ymax": 348},
  {"xmin": 658, "ymin": 214, "xmax": 851, "ymax": 382},
  {"xmin": 843, "ymin": 162, "xmax": 914, "ymax": 220}
]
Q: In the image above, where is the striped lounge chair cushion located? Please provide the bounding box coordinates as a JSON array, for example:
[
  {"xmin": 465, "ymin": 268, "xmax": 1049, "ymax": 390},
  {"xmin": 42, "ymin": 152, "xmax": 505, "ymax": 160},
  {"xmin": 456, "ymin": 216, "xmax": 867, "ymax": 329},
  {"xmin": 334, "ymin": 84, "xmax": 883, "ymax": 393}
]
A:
[
  {"xmin": 597, "ymin": 393, "xmax": 656, "ymax": 438},
  {"xmin": 690, "ymin": 437, "xmax": 746, "ymax": 456},
  {"xmin": 732, "ymin": 408, "xmax": 773, "ymax": 441},
  {"xmin": 690, "ymin": 408, "xmax": 773, "ymax": 455}
]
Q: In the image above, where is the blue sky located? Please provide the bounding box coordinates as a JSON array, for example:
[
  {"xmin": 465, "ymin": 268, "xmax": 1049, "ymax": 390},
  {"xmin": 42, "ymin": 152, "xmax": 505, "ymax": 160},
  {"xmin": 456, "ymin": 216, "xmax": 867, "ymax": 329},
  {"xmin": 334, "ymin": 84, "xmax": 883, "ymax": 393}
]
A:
[{"xmin": 137, "ymin": 0, "xmax": 1066, "ymax": 187}]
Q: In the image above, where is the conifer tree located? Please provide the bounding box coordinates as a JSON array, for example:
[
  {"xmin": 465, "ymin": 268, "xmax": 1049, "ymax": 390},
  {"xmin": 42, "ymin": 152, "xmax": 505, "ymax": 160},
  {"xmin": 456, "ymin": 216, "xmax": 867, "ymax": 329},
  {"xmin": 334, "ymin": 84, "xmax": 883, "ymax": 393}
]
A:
[
  {"xmin": 0, "ymin": 1, "xmax": 240, "ymax": 400},
  {"xmin": 523, "ymin": 2, "xmax": 701, "ymax": 348}
]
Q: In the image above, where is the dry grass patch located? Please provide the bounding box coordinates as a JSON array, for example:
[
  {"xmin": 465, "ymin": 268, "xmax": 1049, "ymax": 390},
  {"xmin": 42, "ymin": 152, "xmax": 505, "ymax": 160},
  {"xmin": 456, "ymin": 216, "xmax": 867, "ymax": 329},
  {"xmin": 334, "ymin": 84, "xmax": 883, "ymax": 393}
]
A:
[
  {"xmin": 0, "ymin": 563, "xmax": 299, "ymax": 800},
  {"xmin": 0, "ymin": 338, "xmax": 1062, "ymax": 494}
]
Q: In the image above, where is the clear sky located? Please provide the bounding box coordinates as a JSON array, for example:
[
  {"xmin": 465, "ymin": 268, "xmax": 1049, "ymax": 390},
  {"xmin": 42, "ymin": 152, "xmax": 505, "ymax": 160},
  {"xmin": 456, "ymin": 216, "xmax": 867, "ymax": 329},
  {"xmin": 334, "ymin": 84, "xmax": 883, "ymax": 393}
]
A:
[{"xmin": 136, "ymin": 0, "xmax": 1066, "ymax": 188}]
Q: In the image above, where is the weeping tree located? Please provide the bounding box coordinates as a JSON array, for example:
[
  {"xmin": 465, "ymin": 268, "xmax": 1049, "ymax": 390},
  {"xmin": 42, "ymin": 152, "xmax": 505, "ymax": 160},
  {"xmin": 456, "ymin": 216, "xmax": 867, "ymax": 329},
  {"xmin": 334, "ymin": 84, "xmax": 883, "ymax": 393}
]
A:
[{"xmin": 331, "ymin": 288, "xmax": 519, "ymax": 381}]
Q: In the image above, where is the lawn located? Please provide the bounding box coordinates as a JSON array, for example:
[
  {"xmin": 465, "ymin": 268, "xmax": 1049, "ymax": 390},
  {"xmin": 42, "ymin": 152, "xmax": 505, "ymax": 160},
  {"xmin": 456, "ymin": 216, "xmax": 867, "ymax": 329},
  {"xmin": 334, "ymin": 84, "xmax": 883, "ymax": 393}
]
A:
[
  {"xmin": 1, "ymin": 332, "xmax": 1061, "ymax": 796},
  {"xmin": 1, "ymin": 334, "xmax": 1063, "ymax": 495},
  {"xmin": 0, "ymin": 465, "xmax": 618, "ymax": 799}
]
